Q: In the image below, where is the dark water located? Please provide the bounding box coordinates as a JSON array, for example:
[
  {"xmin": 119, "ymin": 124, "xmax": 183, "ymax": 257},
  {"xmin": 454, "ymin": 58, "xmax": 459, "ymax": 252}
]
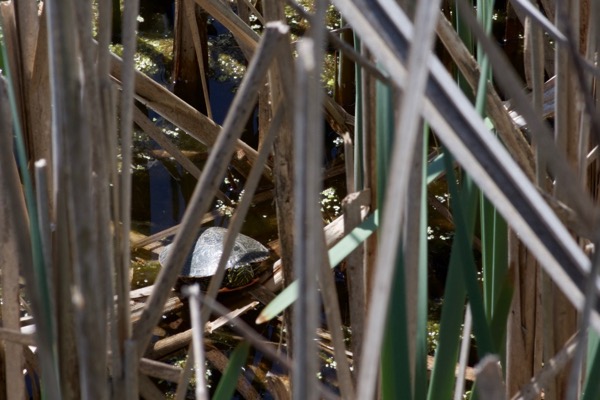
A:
[
  {"xmin": 131, "ymin": 7, "xmax": 346, "ymax": 245},
  {"xmin": 131, "ymin": 9, "xmax": 263, "ymax": 236}
]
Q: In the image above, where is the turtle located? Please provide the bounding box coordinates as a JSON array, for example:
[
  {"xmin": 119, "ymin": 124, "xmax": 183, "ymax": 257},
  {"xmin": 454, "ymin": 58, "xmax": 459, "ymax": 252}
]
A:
[{"xmin": 159, "ymin": 227, "xmax": 270, "ymax": 291}]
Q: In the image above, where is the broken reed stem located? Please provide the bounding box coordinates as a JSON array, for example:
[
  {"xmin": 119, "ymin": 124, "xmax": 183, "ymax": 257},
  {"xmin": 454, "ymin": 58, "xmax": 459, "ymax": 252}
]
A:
[
  {"xmin": 512, "ymin": 332, "xmax": 579, "ymax": 400},
  {"xmin": 180, "ymin": 285, "xmax": 209, "ymax": 400}
]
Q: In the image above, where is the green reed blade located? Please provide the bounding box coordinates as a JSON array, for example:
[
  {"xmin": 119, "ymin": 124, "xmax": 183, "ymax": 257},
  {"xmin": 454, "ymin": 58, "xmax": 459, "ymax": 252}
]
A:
[
  {"xmin": 582, "ymin": 331, "xmax": 600, "ymax": 400},
  {"xmin": 377, "ymin": 75, "xmax": 412, "ymax": 400},
  {"xmin": 427, "ymin": 153, "xmax": 446, "ymax": 184},
  {"xmin": 212, "ymin": 341, "xmax": 251, "ymax": 400},
  {"xmin": 476, "ymin": 0, "xmax": 510, "ymax": 374},
  {"xmin": 414, "ymin": 125, "xmax": 430, "ymax": 400},
  {"xmin": 381, "ymin": 251, "xmax": 412, "ymax": 399},
  {"xmin": 582, "ymin": 330, "xmax": 600, "ymax": 400},
  {"xmin": 444, "ymin": 151, "xmax": 493, "ymax": 355},
  {"xmin": 427, "ymin": 156, "xmax": 478, "ymax": 400},
  {"xmin": 256, "ymin": 210, "xmax": 378, "ymax": 324}
]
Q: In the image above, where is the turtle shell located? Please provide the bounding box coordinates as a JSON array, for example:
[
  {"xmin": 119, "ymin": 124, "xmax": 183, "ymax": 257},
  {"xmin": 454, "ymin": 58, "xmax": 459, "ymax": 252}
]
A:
[{"xmin": 159, "ymin": 227, "xmax": 270, "ymax": 289}]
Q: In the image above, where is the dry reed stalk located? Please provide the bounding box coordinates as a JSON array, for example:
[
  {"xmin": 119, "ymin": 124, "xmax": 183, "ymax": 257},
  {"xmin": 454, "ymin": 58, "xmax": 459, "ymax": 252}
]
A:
[
  {"xmin": 133, "ymin": 105, "xmax": 203, "ymax": 179},
  {"xmin": 45, "ymin": 0, "xmax": 96, "ymax": 397},
  {"xmin": 139, "ymin": 358, "xmax": 183, "ymax": 383},
  {"xmin": 205, "ymin": 348, "xmax": 262, "ymax": 399},
  {"xmin": 512, "ymin": 332, "xmax": 579, "ymax": 400},
  {"xmin": 316, "ymin": 233, "xmax": 356, "ymax": 399},
  {"xmin": 69, "ymin": 2, "xmax": 113, "ymax": 397},
  {"xmin": 551, "ymin": 27, "xmax": 582, "ymax": 400},
  {"xmin": 117, "ymin": 0, "xmax": 139, "ymax": 347},
  {"xmin": 137, "ymin": 374, "xmax": 165, "ymax": 400},
  {"xmin": 292, "ymin": 0, "xmax": 330, "ymax": 389},
  {"xmin": 504, "ymin": 4, "xmax": 546, "ymax": 397},
  {"xmin": 577, "ymin": 0, "xmax": 596, "ymax": 183},
  {"xmin": 361, "ymin": 46, "xmax": 378, "ymax": 298},
  {"xmin": 194, "ymin": 0, "xmax": 258, "ymax": 52},
  {"xmin": 123, "ymin": 340, "xmax": 139, "ymax": 399},
  {"xmin": 0, "ymin": 4, "xmax": 25, "ymax": 137},
  {"xmin": 292, "ymin": 39, "xmax": 321, "ymax": 399},
  {"xmin": 435, "ymin": 12, "xmax": 535, "ymax": 180},
  {"xmin": 238, "ymin": 0, "xmax": 265, "ymax": 25},
  {"xmin": 94, "ymin": 4, "xmax": 120, "ymax": 387},
  {"xmin": 131, "ymin": 211, "xmax": 219, "ymax": 251},
  {"xmin": 523, "ymin": 2, "xmax": 546, "ymax": 183},
  {"xmin": 12, "ymin": 0, "xmax": 41, "ymax": 181},
  {"xmin": 506, "ymin": 233, "xmax": 543, "ymax": 397},
  {"xmin": 132, "ymin": 22, "xmax": 290, "ymax": 356},
  {"xmin": 109, "ymin": 54, "xmax": 267, "ymax": 178},
  {"xmin": 13, "ymin": 0, "xmax": 37, "ymax": 84},
  {"xmin": 262, "ymin": 0, "xmax": 297, "ymax": 360},
  {"xmin": 183, "ymin": 0, "xmax": 213, "ymax": 119},
  {"xmin": 453, "ymin": 305, "xmax": 472, "ymax": 400},
  {"xmin": 28, "ymin": 7, "xmax": 52, "ymax": 198},
  {"xmin": 178, "ymin": 285, "xmax": 209, "ymax": 400},
  {"xmin": 475, "ymin": 355, "xmax": 507, "ymax": 400},
  {"xmin": 258, "ymin": 85, "xmax": 271, "ymax": 148},
  {"xmin": 0, "ymin": 77, "xmax": 26, "ymax": 400},
  {"xmin": 342, "ymin": 189, "xmax": 370, "ymax": 377}
]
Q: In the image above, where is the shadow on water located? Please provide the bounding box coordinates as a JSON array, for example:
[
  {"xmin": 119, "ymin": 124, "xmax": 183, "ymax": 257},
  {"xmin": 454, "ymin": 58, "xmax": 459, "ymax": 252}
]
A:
[{"xmin": 131, "ymin": 9, "xmax": 264, "ymax": 234}]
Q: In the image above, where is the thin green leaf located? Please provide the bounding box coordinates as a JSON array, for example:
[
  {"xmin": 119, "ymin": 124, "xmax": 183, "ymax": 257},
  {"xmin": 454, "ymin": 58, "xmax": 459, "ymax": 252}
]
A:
[
  {"xmin": 427, "ymin": 153, "xmax": 446, "ymax": 184},
  {"xmin": 377, "ymin": 69, "xmax": 410, "ymax": 400},
  {"xmin": 381, "ymin": 254, "xmax": 412, "ymax": 399},
  {"xmin": 427, "ymin": 166, "xmax": 477, "ymax": 400},
  {"xmin": 582, "ymin": 336, "xmax": 600, "ymax": 400},
  {"xmin": 444, "ymin": 152, "xmax": 494, "ymax": 356},
  {"xmin": 256, "ymin": 210, "xmax": 378, "ymax": 324},
  {"xmin": 415, "ymin": 125, "xmax": 430, "ymax": 400},
  {"xmin": 488, "ymin": 274, "xmax": 513, "ymax": 351},
  {"xmin": 583, "ymin": 331, "xmax": 600, "ymax": 400},
  {"xmin": 329, "ymin": 210, "xmax": 379, "ymax": 267},
  {"xmin": 212, "ymin": 341, "xmax": 251, "ymax": 400}
]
